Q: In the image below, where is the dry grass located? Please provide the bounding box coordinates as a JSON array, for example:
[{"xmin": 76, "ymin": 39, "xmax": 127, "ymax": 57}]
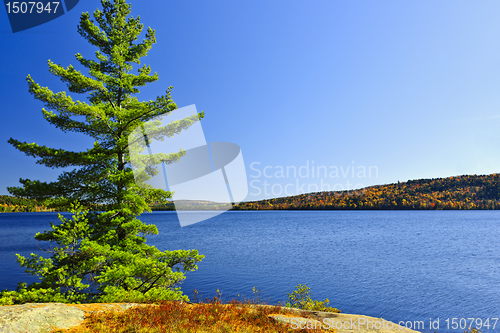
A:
[{"xmin": 54, "ymin": 298, "xmax": 336, "ymax": 333}]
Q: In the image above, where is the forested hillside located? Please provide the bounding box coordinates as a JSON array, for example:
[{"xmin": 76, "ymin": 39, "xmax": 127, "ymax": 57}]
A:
[
  {"xmin": 4, "ymin": 174, "xmax": 500, "ymax": 212},
  {"xmin": 233, "ymin": 174, "xmax": 500, "ymax": 210},
  {"xmin": 150, "ymin": 200, "xmax": 231, "ymax": 211},
  {"xmin": 0, "ymin": 195, "xmax": 55, "ymax": 212}
]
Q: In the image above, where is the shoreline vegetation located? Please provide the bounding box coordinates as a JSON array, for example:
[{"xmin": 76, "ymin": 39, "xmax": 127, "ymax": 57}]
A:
[
  {"xmin": 0, "ymin": 195, "xmax": 56, "ymax": 213},
  {"xmin": 47, "ymin": 301, "xmax": 393, "ymax": 333},
  {"xmin": 4, "ymin": 173, "xmax": 500, "ymax": 213},
  {"xmin": 62, "ymin": 286, "xmax": 342, "ymax": 333},
  {"xmin": 0, "ymin": 285, "xmax": 348, "ymax": 332},
  {"xmin": 234, "ymin": 173, "xmax": 500, "ymax": 211}
]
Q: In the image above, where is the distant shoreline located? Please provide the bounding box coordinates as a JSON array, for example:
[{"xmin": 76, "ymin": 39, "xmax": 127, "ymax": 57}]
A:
[{"xmin": 3, "ymin": 173, "xmax": 500, "ymax": 212}]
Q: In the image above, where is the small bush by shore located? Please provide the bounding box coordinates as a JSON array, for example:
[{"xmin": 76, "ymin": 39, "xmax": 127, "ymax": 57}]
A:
[
  {"xmin": 52, "ymin": 285, "xmax": 339, "ymax": 333},
  {"xmin": 54, "ymin": 299, "xmax": 333, "ymax": 333}
]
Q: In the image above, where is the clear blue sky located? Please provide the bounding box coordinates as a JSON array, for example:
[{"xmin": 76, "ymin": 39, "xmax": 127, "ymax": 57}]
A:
[{"xmin": 1, "ymin": 0, "xmax": 500, "ymax": 201}]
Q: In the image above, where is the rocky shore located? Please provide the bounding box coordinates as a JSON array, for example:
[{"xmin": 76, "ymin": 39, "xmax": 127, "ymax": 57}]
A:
[
  {"xmin": 269, "ymin": 306, "xmax": 421, "ymax": 333},
  {"xmin": 0, "ymin": 303, "xmax": 140, "ymax": 333},
  {"xmin": 0, "ymin": 302, "xmax": 422, "ymax": 333}
]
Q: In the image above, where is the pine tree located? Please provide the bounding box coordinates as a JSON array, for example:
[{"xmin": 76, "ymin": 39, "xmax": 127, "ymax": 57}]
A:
[{"xmin": 2, "ymin": 0, "xmax": 204, "ymax": 304}]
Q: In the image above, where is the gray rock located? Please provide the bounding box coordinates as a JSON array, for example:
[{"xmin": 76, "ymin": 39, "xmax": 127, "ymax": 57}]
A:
[
  {"xmin": 269, "ymin": 308, "xmax": 422, "ymax": 333},
  {"xmin": 0, "ymin": 303, "xmax": 141, "ymax": 333}
]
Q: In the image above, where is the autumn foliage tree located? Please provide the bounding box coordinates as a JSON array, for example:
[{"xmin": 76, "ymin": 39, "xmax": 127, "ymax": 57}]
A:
[{"xmin": 234, "ymin": 174, "xmax": 500, "ymax": 211}]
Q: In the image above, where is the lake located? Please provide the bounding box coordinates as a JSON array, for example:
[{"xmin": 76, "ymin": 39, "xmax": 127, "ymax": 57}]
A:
[{"xmin": 1, "ymin": 210, "xmax": 499, "ymax": 333}]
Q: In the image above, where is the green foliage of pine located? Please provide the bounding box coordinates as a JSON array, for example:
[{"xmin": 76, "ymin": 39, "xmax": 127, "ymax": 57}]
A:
[
  {"xmin": 1, "ymin": 0, "xmax": 204, "ymax": 304},
  {"xmin": 0, "ymin": 284, "xmax": 70, "ymax": 306}
]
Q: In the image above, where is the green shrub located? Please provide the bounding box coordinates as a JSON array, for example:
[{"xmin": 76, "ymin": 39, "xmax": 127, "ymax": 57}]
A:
[
  {"xmin": 97, "ymin": 285, "xmax": 188, "ymax": 303},
  {"xmin": 286, "ymin": 284, "xmax": 340, "ymax": 313},
  {"xmin": 0, "ymin": 283, "xmax": 73, "ymax": 305}
]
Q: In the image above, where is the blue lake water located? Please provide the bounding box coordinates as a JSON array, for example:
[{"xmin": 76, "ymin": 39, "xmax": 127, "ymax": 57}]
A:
[{"xmin": 1, "ymin": 210, "xmax": 499, "ymax": 333}]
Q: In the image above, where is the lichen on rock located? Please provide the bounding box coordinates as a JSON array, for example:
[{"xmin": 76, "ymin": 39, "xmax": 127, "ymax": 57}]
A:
[{"xmin": 0, "ymin": 302, "xmax": 140, "ymax": 333}]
